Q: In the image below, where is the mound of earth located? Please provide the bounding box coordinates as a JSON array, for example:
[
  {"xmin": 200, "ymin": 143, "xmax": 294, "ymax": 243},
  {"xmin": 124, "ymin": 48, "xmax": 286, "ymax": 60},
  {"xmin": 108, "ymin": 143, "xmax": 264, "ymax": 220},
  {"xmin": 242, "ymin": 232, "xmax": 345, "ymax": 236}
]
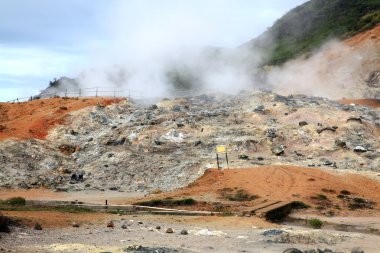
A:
[
  {"xmin": 141, "ymin": 166, "xmax": 380, "ymax": 216},
  {"xmin": 0, "ymin": 97, "xmax": 123, "ymax": 140}
]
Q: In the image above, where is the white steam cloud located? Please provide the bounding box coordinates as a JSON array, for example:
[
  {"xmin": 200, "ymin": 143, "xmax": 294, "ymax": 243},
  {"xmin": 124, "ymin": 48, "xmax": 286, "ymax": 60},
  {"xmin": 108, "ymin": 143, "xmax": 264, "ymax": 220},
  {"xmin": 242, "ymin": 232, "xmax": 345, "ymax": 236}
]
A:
[
  {"xmin": 74, "ymin": 0, "xmax": 267, "ymax": 98},
  {"xmin": 267, "ymin": 39, "xmax": 380, "ymax": 99},
  {"xmin": 61, "ymin": 1, "xmax": 379, "ymax": 100}
]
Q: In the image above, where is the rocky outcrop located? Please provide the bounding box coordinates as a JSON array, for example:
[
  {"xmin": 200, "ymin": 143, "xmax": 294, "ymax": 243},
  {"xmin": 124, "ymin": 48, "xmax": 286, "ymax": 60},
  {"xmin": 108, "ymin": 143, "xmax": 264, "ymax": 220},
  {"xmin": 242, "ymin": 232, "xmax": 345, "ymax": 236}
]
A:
[{"xmin": 0, "ymin": 92, "xmax": 379, "ymax": 192}]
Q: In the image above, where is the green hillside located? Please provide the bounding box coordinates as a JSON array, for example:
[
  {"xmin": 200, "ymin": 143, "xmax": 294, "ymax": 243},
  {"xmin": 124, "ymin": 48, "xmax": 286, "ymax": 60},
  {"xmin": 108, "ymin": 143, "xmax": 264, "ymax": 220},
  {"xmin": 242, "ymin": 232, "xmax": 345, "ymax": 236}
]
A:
[{"xmin": 243, "ymin": 0, "xmax": 380, "ymax": 65}]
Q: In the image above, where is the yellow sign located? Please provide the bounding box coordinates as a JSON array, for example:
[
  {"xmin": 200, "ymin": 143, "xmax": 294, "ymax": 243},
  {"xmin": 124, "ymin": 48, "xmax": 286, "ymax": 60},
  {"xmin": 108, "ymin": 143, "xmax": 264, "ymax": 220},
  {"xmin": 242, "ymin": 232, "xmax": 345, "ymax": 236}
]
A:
[{"xmin": 216, "ymin": 145, "xmax": 226, "ymax": 153}]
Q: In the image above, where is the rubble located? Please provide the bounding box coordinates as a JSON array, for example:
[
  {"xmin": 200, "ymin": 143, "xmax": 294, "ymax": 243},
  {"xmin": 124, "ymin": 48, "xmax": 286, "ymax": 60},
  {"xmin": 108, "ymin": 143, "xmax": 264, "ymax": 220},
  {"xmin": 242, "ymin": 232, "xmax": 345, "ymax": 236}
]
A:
[{"xmin": 0, "ymin": 92, "xmax": 379, "ymax": 191}]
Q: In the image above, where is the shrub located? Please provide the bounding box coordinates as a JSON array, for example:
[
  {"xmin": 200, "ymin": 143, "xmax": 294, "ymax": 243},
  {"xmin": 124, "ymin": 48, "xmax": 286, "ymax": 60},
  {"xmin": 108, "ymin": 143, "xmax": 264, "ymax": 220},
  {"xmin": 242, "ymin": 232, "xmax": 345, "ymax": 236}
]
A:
[
  {"xmin": 311, "ymin": 194, "xmax": 328, "ymax": 201},
  {"xmin": 340, "ymin": 190, "xmax": 351, "ymax": 195},
  {"xmin": 308, "ymin": 218, "xmax": 323, "ymax": 229},
  {"xmin": 322, "ymin": 188, "xmax": 336, "ymax": 194},
  {"xmin": 292, "ymin": 201, "xmax": 310, "ymax": 209},
  {"xmin": 219, "ymin": 188, "xmax": 259, "ymax": 202},
  {"xmin": 6, "ymin": 197, "xmax": 26, "ymax": 206},
  {"xmin": 227, "ymin": 189, "xmax": 259, "ymax": 202}
]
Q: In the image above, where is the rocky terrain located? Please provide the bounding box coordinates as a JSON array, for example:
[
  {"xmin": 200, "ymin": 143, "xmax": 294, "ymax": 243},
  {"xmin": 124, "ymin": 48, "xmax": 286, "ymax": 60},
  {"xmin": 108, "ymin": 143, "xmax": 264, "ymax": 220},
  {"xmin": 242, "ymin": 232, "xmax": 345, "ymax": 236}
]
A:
[
  {"xmin": 0, "ymin": 92, "xmax": 379, "ymax": 193},
  {"xmin": 1, "ymin": 212, "xmax": 379, "ymax": 253}
]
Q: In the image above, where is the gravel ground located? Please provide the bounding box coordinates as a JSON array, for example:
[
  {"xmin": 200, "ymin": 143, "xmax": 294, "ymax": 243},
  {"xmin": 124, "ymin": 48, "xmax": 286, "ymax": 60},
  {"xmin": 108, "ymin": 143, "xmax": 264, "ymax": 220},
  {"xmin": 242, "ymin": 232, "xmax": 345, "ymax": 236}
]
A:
[{"xmin": 1, "ymin": 215, "xmax": 379, "ymax": 253}]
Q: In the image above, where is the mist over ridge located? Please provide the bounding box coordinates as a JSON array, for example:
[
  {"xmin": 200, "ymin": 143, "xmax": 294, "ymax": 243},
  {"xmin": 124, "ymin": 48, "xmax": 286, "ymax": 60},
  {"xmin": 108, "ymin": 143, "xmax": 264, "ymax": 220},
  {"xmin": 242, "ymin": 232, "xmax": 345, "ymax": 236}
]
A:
[{"xmin": 43, "ymin": 0, "xmax": 380, "ymax": 100}]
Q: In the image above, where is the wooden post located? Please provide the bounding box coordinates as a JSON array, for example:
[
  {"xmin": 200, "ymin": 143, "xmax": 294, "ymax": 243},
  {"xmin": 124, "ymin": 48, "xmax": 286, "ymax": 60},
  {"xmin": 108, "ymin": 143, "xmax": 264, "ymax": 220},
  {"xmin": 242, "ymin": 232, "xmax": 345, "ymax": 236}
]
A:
[
  {"xmin": 105, "ymin": 199, "xmax": 108, "ymax": 209},
  {"xmin": 96, "ymin": 87, "xmax": 98, "ymax": 97},
  {"xmin": 225, "ymin": 153, "xmax": 229, "ymax": 169},
  {"xmin": 65, "ymin": 89, "xmax": 67, "ymax": 97},
  {"xmin": 114, "ymin": 87, "xmax": 116, "ymax": 97},
  {"xmin": 79, "ymin": 88, "xmax": 81, "ymax": 97},
  {"xmin": 216, "ymin": 154, "xmax": 220, "ymax": 169}
]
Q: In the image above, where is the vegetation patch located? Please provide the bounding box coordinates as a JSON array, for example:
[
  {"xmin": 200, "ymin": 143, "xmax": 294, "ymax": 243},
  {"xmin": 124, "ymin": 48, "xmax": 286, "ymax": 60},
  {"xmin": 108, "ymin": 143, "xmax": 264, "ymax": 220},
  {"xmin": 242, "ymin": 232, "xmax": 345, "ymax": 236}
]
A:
[
  {"xmin": 212, "ymin": 202, "xmax": 232, "ymax": 215},
  {"xmin": 134, "ymin": 198, "xmax": 196, "ymax": 207},
  {"xmin": 308, "ymin": 218, "xmax": 323, "ymax": 229},
  {"xmin": 1, "ymin": 197, "xmax": 26, "ymax": 206},
  {"xmin": 322, "ymin": 188, "xmax": 336, "ymax": 194},
  {"xmin": 340, "ymin": 190, "xmax": 351, "ymax": 195},
  {"xmin": 336, "ymin": 192, "xmax": 375, "ymax": 210},
  {"xmin": 348, "ymin": 197, "xmax": 375, "ymax": 210},
  {"xmin": 311, "ymin": 194, "xmax": 328, "ymax": 201},
  {"xmin": 292, "ymin": 201, "xmax": 310, "ymax": 209},
  {"xmin": 245, "ymin": 0, "xmax": 380, "ymax": 65},
  {"xmin": 219, "ymin": 188, "xmax": 259, "ymax": 202}
]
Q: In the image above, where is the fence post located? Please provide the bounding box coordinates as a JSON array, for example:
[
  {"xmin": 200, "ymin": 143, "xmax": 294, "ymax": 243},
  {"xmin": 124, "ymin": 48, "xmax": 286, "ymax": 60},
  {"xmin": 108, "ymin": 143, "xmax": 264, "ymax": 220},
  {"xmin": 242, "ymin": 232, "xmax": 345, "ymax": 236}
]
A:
[
  {"xmin": 65, "ymin": 89, "xmax": 67, "ymax": 97},
  {"xmin": 128, "ymin": 89, "xmax": 131, "ymax": 100},
  {"xmin": 96, "ymin": 87, "xmax": 98, "ymax": 97},
  {"xmin": 79, "ymin": 89, "xmax": 81, "ymax": 97},
  {"xmin": 114, "ymin": 87, "xmax": 116, "ymax": 98}
]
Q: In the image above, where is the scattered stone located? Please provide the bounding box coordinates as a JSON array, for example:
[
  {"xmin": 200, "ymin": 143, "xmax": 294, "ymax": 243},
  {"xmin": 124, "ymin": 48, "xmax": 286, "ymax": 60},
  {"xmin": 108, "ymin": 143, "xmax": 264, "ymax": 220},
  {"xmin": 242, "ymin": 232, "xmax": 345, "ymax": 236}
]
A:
[
  {"xmin": 263, "ymin": 229, "xmax": 285, "ymax": 236},
  {"xmin": 254, "ymin": 105, "xmax": 265, "ymax": 113},
  {"xmin": 354, "ymin": 146, "xmax": 367, "ymax": 153},
  {"xmin": 34, "ymin": 223, "xmax": 42, "ymax": 230},
  {"xmin": 267, "ymin": 128, "xmax": 277, "ymax": 138},
  {"xmin": 238, "ymin": 154, "xmax": 249, "ymax": 160},
  {"xmin": 180, "ymin": 229, "xmax": 188, "ymax": 235},
  {"xmin": 172, "ymin": 105, "xmax": 181, "ymax": 112},
  {"xmin": 283, "ymin": 249, "xmax": 303, "ymax": 253},
  {"xmin": 317, "ymin": 126, "xmax": 338, "ymax": 134},
  {"xmin": 125, "ymin": 244, "xmax": 142, "ymax": 251},
  {"xmin": 137, "ymin": 221, "xmax": 143, "ymax": 225},
  {"xmin": 335, "ymin": 139, "xmax": 347, "ymax": 148},
  {"xmin": 72, "ymin": 222, "xmax": 80, "ymax": 228},
  {"xmin": 321, "ymin": 249, "xmax": 334, "ymax": 253},
  {"xmin": 351, "ymin": 247, "xmax": 365, "ymax": 253},
  {"xmin": 271, "ymin": 145, "xmax": 285, "ymax": 156},
  {"xmin": 155, "ymin": 225, "xmax": 161, "ymax": 230},
  {"xmin": 149, "ymin": 104, "xmax": 158, "ymax": 110},
  {"xmin": 347, "ymin": 116, "xmax": 363, "ymax": 124},
  {"xmin": 304, "ymin": 250, "xmax": 317, "ymax": 253},
  {"xmin": 166, "ymin": 228, "xmax": 174, "ymax": 233},
  {"xmin": 299, "ymin": 121, "xmax": 308, "ymax": 127},
  {"xmin": 194, "ymin": 140, "xmax": 202, "ymax": 146},
  {"xmin": 107, "ymin": 221, "xmax": 114, "ymax": 228},
  {"xmin": 121, "ymin": 224, "xmax": 127, "ymax": 229}
]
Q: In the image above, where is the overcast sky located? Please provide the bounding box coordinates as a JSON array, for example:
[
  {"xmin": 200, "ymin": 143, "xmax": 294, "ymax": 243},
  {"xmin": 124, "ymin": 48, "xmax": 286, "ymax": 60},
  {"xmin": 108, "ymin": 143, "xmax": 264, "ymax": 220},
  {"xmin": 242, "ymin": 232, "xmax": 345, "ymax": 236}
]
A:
[{"xmin": 0, "ymin": 0, "xmax": 307, "ymax": 101}]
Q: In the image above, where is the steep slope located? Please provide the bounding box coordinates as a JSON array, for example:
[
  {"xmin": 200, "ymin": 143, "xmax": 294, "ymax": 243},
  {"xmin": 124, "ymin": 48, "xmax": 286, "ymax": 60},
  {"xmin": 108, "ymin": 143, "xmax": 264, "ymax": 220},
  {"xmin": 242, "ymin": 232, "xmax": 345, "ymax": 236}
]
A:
[
  {"xmin": 265, "ymin": 23, "xmax": 380, "ymax": 99},
  {"xmin": 243, "ymin": 0, "xmax": 380, "ymax": 65}
]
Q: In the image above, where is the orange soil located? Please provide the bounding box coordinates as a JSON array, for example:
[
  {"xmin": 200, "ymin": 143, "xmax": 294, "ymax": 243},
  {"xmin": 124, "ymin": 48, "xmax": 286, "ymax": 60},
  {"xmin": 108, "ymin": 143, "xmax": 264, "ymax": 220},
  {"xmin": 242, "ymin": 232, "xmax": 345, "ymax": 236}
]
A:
[
  {"xmin": 142, "ymin": 166, "xmax": 380, "ymax": 216},
  {"xmin": 338, "ymin": 98, "xmax": 380, "ymax": 108},
  {"xmin": 345, "ymin": 23, "xmax": 380, "ymax": 48},
  {"xmin": 0, "ymin": 97, "xmax": 124, "ymax": 141},
  {"xmin": 1, "ymin": 210, "xmax": 115, "ymax": 228},
  {"xmin": 0, "ymin": 188, "xmax": 67, "ymax": 201},
  {"xmin": 0, "ymin": 210, "xmax": 276, "ymax": 229}
]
